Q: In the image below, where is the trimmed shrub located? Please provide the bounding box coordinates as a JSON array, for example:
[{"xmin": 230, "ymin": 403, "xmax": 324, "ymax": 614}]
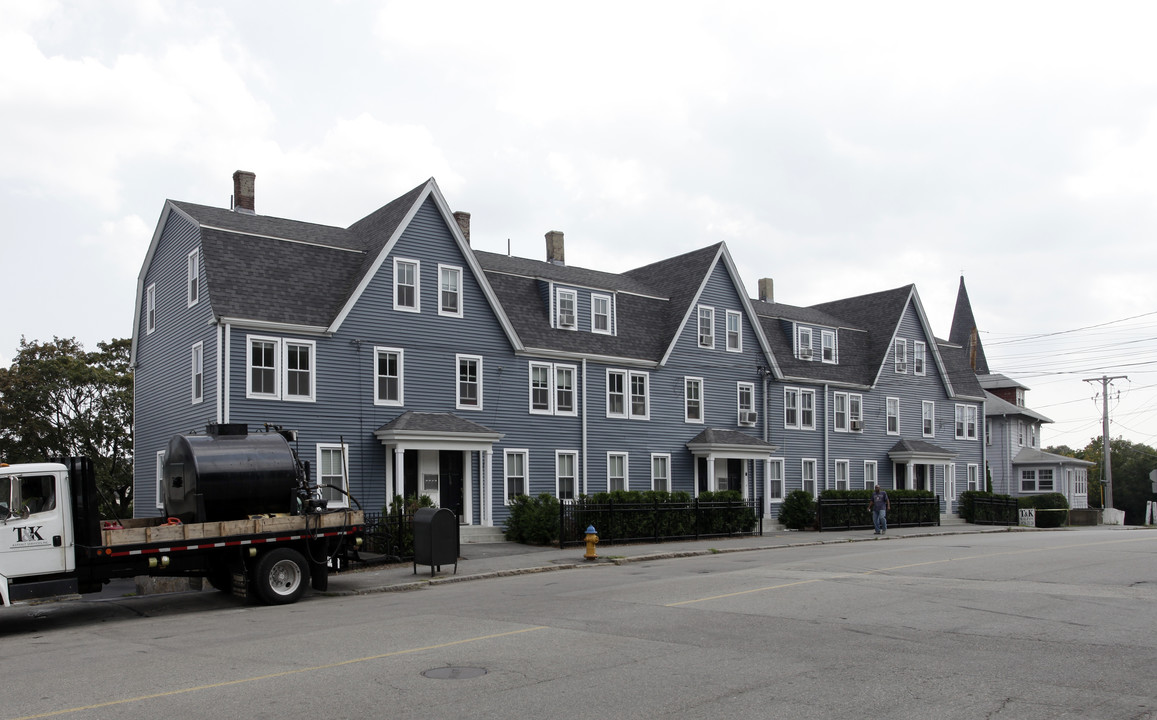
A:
[
  {"xmin": 779, "ymin": 489, "xmax": 816, "ymax": 530},
  {"xmin": 1019, "ymin": 492, "xmax": 1070, "ymax": 528},
  {"xmin": 504, "ymin": 493, "xmax": 561, "ymax": 544}
]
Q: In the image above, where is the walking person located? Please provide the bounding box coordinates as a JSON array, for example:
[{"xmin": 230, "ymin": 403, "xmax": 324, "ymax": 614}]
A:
[{"xmin": 868, "ymin": 484, "xmax": 890, "ymax": 534}]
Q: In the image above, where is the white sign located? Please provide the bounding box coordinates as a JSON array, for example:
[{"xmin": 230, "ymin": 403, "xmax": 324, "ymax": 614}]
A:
[{"xmin": 1019, "ymin": 508, "xmax": 1036, "ymax": 527}]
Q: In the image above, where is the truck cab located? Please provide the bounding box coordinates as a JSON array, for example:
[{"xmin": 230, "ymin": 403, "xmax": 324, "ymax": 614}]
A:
[{"xmin": 1, "ymin": 462, "xmax": 77, "ymax": 606}]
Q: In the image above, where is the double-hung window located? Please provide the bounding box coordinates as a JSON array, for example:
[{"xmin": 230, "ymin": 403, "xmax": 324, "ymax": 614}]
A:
[
  {"xmin": 317, "ymin": 444, "xmax": 350, "ymax": 508},
  {"xmin": 895, "ymin": 338, "xmax": 907, "ymax": 373},
  {"xmin": 187, "ymin": 249, "xmax": 199, "ymax": 307},
  {"xmin": 967, "ymin": 464, "xmax": 979, "ymax": 492},
  {"xmin": 505, "ymin": 450, "xmax": 528, "ymax": 502},
  {"xmin": 606, "ymin": 369, "xmax": 649, "ymax": 419},
  {"xmin": 737, "ymin": 382, "xmax": 755, "ymax": 426},
  {"xmin": 284, "ymin": 340, "xmax": 315, "ymax": 401},
  {"xmin": 651, "ymin": 454, "xmax": 670, "ymax": 492},
  {"xmin": 956, "ymin": 404, "xmax": 978, "ymax": 440},
  {"xmin": 191, "ymin": 342, "xmax": 204, "ymax": 404},
  {"xmin": 834, "ymin": 392, "xmax": 848, "ymax": 432},
  {"xmin": 556, "ymin": 289, "xmax": 577, "ymax": 329},
  {"xmin": 608, "ymin": 452, "xmax": 628, "ymax": 492},
  {"xmin": 784, "ymin": 388, "xmax": 799, "ymax": 429},
  {"xmin": 798, "ymin": 327, "xmax": 813, "ymax": 360},
  {"xmin": 248, "ymin": 336, "xmax": 278, "ymax": 398},
  {"xmin": 800, "ymin": 389, "xmax": 816, "ymax": 430},
  {"xmin": 864, "ymin": 461, "xmax": 877, "ymax": 490},
  {"xmin": 922, "ymin": 400, "xmax": 935, "ymax": 437},
  {"xmin": 530, "ymin": 363, "xmax": 552, "ymax": 413},
  {"xmin": 556, "ymin": 365, "xmax": 575, "ymax": 414},
  {"xmin": 802, "ymin": 459, "xmax": 817, "ymax": 497},
  {"xmin": 886, "ymin": 397, "xmax": 900, "ymax": 435},
  {"xmin": 146, "ymin": 283, "xmax": 156, "ymax": 334},
  {"xmin": 393, "ymin": 258, "xmax": 419, "ymax": 312},
  {"xmin": 592, "ymin": 293, "xmax": 612, "ymax": 334},
  {"xmin": 684, "ymin": 377, "xmax": 703, "ymax": 423},
  {"xmin": 1038, "ymin": 469, "xmax": 1054, "ymax": 491},
  {"xmin": 698, "ymin": 306, "xmax": 715, "ymax": 348},
  {"xmin": 456, "ymin": 355, "xmax": 482, "ymax": 409},
  {"xmin": 835, "ymin": 460, "xmax": 849, "ymax": 490},
  {"xmin": 849, "ymin": 393, "xmax": 863, "ymax": 432},
  {"xmin": 821, "ymin": 330, "xmax": 836, "ymax": 363},
  {"xmin": 529, "ymin": 362, "xmax": 576, "ymax": 415},
  {"xmin": 556, "ymin": 451, "xmax": 577, "ymax": 500},
  {"xmin": 439, "ymin": 265, "xmax": 462, "ymax": 317},
  {"xmin": 726, "ymin": 310, "xmax": 742, "ymax": 352},
  {"xmin": 1021, "ymin": 469, "xmax": 1037, "ymax": 492},
  {"xmin": 607, "ymin": 370, "xmax": 626, "ymax": 417},
  {"xmin": 630, "ymin": 373, "xmax": 649, "ymax": 418},
  {"xmin": 374, "ymin": 347, "xmax": 403, "ymax": 406},
  {"xmin": 913, "ymin": 340, "xmax": 926, "ymax": 375},
  {"xmin": 767, "ymin": 459, "xmax": 785, "ymax": 501}
]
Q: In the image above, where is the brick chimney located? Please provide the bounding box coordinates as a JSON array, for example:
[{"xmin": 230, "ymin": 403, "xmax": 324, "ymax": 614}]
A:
[
  {"xmin": 453, "ymin": 211, "xmax": 471, "ymax": 244},
  {"xmin": 758, "ymin": 278, "xmax": 774, "ymax": 303},
  {"xmin": 232, "ymin": 170, "xmax": 255, "ymax": 214},
  {"xmin": 545, "ymin": 230, "xmax": 565, "ymax": 265}
]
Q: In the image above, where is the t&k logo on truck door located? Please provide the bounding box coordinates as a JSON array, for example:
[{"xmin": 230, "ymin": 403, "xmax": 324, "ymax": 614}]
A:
[{"xmin": 9, "ymin": 526, "xmax": 48, "ymax": 548}]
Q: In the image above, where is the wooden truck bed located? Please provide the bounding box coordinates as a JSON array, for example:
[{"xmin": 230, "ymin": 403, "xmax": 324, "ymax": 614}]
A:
[{"xmin": 100, "ymin": 510, "xmax": 364, "ymax": 547}]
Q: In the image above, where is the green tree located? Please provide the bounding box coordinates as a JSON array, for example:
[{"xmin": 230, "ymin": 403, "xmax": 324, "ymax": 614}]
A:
[
  {"xmin": 0, "ymin": 336, "xmax": 133, "ymax": 517},
  {"xmin": 1069, "ymin": 437, "xmax": 1157, "ymax": 524}
]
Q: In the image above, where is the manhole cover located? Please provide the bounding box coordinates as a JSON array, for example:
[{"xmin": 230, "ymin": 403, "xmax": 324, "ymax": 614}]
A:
[{"xmin": 422, "ymin": 666, "xmax": 487, "ymax": 680}]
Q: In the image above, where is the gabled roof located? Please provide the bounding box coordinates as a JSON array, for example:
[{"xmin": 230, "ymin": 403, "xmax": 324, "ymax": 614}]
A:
[{"xmin": 949, "ymin": 276, "xmax": 990, "ymax": 375}]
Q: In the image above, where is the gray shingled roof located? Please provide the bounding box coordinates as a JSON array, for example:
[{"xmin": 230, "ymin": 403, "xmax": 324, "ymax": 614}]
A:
[
  {"xmin": 375, "ymin": 411, "xmax": 500, "ymax": 436},
  {"xmin": 685, "ymin": 428, "xmax": 777, "ymax": 449},
  {"xmin": 949, "ymin": 276, "xmax": 989, "ymax": 375},
  {"xmin": 937, "ymin": 341, "xmax": 986, "ymax": 399},
  {"xmin": 985, "ymin": 391, "xmax": 1053, "ymax": 423},
  {"xmin": 1012, "ymin": 446, "xmax": 1094, "ymax": 467},
  {"xmin": 888, "ymin": 438, "xmax": 958, "ymax": 457}
]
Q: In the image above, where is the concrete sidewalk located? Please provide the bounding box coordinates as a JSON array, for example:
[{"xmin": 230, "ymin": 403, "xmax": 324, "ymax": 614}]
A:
[{"xmin": 322, "ymin": 520, "xmax": 1037, "ymax": 597}]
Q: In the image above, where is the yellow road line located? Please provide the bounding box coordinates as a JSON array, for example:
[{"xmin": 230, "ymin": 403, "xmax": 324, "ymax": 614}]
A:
[
  {"xmin": 665, "ymin": 534, "xmax": 1156, "ymax": 607},
  {"xmin": 14, "ymin": 626, "xmax": 547, "ymax": 720}
]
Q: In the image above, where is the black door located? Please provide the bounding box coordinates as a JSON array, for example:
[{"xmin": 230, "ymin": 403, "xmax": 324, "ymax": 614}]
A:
[
  {"xmin": 726, "ymin": 459, "xmax": 743, "ymax": 492},
  {"xmin": 914, "ymin": 464, "xmax": 927, "ymax": 491},
  {"xmin": 697, "ymin": 457, "xmax": 709, "ymax": 493},
  {"xmin": 439, "ymin": 450, "xmax": 464, "ymax": 521},
  {"xmin": 402, "ymin": 449, "xmax": 419, "ymax": 500}
]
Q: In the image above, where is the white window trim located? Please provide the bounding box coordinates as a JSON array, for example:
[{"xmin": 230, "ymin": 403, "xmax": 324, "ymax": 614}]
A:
[
  {"xmin": 834, "ymin": 392, "xmax": 848, "ymax": 432},
  {"xmin": 246, "ymin": 334, "xmax": 281, "ymax": 400},
  {"xmin": 456, "ymin": 354, "xmax": 483, "ymax": 411},
  {"xmin": 187, "ymin": 249, "xmax": 199, "ymax": 308},
  {"xmin": 529, "ymin": 361, "xmax": 554, "ymax": 415},
  {"xmin": 393, "ymin": 257, "xmax": 421, "ymax": 313},
  {"xmin": 969, "ymin": 406, "xmax": 979, "ymax": 441},
  {"xmin": 726, "ymin": 310, "xmax": 742, "ymax": 352},
  {"xmin": 651, "ymin": 453, "xmax": 671, "ymax": 492},
  {"xmin": 282, "ymin": 338, "xmax": 317, "ymax": 403},
  {"xmin": 922, "ymin": 400, "xmax": 935, "ymax": 438},
  {"xmin": 737, "ymin": 382, "xmax": 755, "ymax": 426},
  {"xmin": 146, "ymin": 283, "xmax": 156, "ymax": 334},
  {"xmin": 504, "ymin": 449, "xmax": 529, "ymax": 504},
  {"xmin": 849, "ymin": 393, "xmax": 863, "ymax": 433},
  {"xmin": 956, "ymin": 403, "xmax": 979, "ymax": 440},
  {"xmin": 886, "ymin": 396, "xmax": 900, "ymax": 435},
  {"xmin": 373, "ymin": 346, "xmax": 404, "ymax": 407},
  {"xmin": 698, "ymin": 305, "xmax": 715, "ymax": 349},
  {"xmin": 1021, "ymin": 469, "xmax": 1037, "ymax": 493},
  {"xmin": 555, "ymin": 364, "xmax": 577, "ymax": 417},
  {"xmin": 437, "ymin": 264, "xmax": 463, "ymax": 318},
  {"xmin": 967, "ymin": 463, "xmax": 979, "ymax": 492},
  {"xmin": 628, "ymin": 371, "xmax": 650, "ymax": 420},
  {"xmin": 606, "ymin": 369, "xmax": 627, "ymax": 419},
  {"xmin": 946, "ymin": 463, "xmax": 957, "ymax": 501},
  {"xmin": 835, "ymin": 459, "xmax": 849, "ymax": 490},
  {"xmin": 864, "ymin": 460, "xmax": 878, "ymax": 490},
  {"xmin": 556, "ymin": 450, "xmax": 578, "ymax": 500},
  {"xmin": 797, "ymin": 326, "xmax": 814, "ymax": 360},
  {"xmin": 784, "ymin": 387, "xmax": 800, "ymax": 430},
  {"xmin": 821, "ymin": 329, "xmax": 837, "ymax": 364},
  {"xmin": 684, "ymin": 376, "xmax": 704, "ymax": 424},
  {"xmin": 607, "ymin": 451, "xmax": 629, "ymax": 492},
  {"xmin": 895, "ymin": 338, "xmax": 908, "ymax": 373},
  {"xmin": 316, "ymin": 443, "xmax": 350, "ymax": 509},
  {"xmin": 914, "ymin": 340, "xmax": 926, "ymax": 376},
  {"xmin": 802, "ymin": 458, "xmax": 818, "ymax": 498},
  {"xmin": 767, "ymin": 458, "xmax": 785, "ymax": 502},
  {"xmin": 591, "ymin": 293, "xmax": 613, "ymax": 335},
  {"xmin": 800, "ymin": 389, "xmax": 816, "ymax": 431},
  {"xmin": 191, "ymin": 341, "xmax": 204, "ymax": 405},
  {"xmin": 556, "ymin": 288, "xmax": 578, "ymax": 330},
  {"xmin": 155, "ymin": 450, "xmax": 166, "ymax": 510}
]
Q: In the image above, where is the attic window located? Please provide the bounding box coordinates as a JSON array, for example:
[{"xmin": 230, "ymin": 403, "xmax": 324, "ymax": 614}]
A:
[
  {"xmin": 394, "ymin": 258, "xmax": 420, "ymax": 312},
  {"xmin": 821, "ymin": 330, "xmax": 836, "ymax": 363},
  {"xmin": 797, "ymin": 327, "xmax": 813, "ymax": 360},
  {"xmin": 557, "ymin": 289, "xmax": 577, "ymax": 329}
]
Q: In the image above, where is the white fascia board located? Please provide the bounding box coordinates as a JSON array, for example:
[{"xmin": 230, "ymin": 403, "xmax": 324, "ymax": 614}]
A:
[
  {"xmin": 131, "ymin": 201, "xmax": 183, "ymax": 367},
  {"xmin": 719, "ymin": 245, "xmax": 783, "ymax": 379},
  {"xmin": 215, "ymin": 316, "xmax": 332, "ymax": 337},
  {"xmin": 907, "ymin": 287, "xmax": 958, "ymax": 399},
  {"xmin": 515, "ymin": 348, "xmax": 659, "ymax": 369}
]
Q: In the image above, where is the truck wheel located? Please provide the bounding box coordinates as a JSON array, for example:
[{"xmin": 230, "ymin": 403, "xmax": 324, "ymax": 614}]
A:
[
  {"xmin": 205, "ymin": 570, "xmax": 233, "ymax": 594},
  {"xmin": 253, "ymin": 548, "xmax": 310, "ymax": 605}
]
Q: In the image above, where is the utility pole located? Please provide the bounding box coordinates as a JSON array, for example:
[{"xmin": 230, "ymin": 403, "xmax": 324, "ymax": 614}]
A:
[{"xmin": 1084, "ymin": 375, "xmax": 1126, "ymax": 510}]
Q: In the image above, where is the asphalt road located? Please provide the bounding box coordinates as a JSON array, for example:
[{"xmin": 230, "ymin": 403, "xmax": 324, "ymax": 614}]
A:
[{"xmin": 5, "ymin": 528, "xmax": 1157, "ymax": 720}]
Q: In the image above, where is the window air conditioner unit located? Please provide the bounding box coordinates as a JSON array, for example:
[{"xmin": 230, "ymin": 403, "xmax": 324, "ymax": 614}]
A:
[
  {"xmin": 799, "ymin": 347, "xmax": 813, "ymax": 360},
  {"xmin": 850, "ymin": 419, "xmax": 862, "ymax": 431},
  {"xmin": 895, "ymin": 363, "xmax": 906, "ymax": 373},
  {"xmin": 559, "ymin": 314, "xmax": 575, "ymax": 328},
  {"xmin": 739, "ymin": 411, "xmax": 758, "ymax": 426}
]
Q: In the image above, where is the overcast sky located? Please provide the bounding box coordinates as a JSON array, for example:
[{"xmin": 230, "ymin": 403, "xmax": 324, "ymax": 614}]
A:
[{"xmin": 3, "ymin": 1, "xmax": 1155, "ymax": 452}]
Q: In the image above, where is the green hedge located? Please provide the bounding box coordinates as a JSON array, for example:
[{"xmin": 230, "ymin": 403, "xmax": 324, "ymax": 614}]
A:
[
  {"xmin": 778, "ymin": 490, "xmax": 816, "ymax": 530},
  {"xmin": 817, "ymin": 489, "xmax": 937, "ymax": 527},
  {"xmin": 960, "ymin": 490, "xmax": 1016, "ymax": 524},
  {"xmin": 503, "ymin": 493, "xmax": 561, "ymax": 544},
  {"xmin": 1018, "ymin": 493, "xmax": 1070, "ymax": 528},
  {"xmin": 535, "ymin": 489, "xmax": 758, "ymax": 543}
]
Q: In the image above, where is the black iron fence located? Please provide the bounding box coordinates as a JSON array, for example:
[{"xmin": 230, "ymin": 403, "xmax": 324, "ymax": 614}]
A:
[
  {"xmin": 970, "ymin": 496, "xmax": 1019, "ymax": 526},
  {"xmin": 559, "ymin": 497, "xmax": 763, "ymax": 548},
  {"xmin": 817, "ymin": 496, "xmax": 941, "ymax": 531},
  {"xmin": 360, "ymin": 511, "xmax": 416, "ymax": 561}
]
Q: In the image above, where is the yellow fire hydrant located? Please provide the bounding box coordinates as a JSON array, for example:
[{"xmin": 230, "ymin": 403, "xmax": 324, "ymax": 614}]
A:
[{"xmin": 584, "ymin": 525, "xmax": 599, "ymax": 561}]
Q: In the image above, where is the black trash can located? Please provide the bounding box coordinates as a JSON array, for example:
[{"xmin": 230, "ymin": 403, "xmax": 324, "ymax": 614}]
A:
[{"xmin": 413, "ymin": 507, "xmax": 459, "ymax": 576}]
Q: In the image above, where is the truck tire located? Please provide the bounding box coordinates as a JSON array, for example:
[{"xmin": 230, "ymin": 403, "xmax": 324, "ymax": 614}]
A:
[
  {"xmin": 205, "ymin": 570, "xmax": 232, "ymax": 594},
  {"xmin": 253, "ymin": 548, "xmax": 310, "ymax": 605}
]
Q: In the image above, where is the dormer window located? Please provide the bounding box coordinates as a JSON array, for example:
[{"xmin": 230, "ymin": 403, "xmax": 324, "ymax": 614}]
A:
[
  {"xmin": 821, "ymin": 330, "xmax": 836, "ymax": 363},
  {"xmin": 592, "ymin": 293, "xmax": 613, "ymax": 334},
  {"xmin": 557, "ymin": 289, "xmax": 576, "ymax": 329},
  {"xmin": 1016, "ymin": 388, "xmax": 1025, "ymax": 407},
  {"xmin": 798, "ymin": 327, "xmax": 813, "ymax": 360},
  {"xmin": 913, "ymin": 341, "xmax": 925, "ymax": 375}
]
